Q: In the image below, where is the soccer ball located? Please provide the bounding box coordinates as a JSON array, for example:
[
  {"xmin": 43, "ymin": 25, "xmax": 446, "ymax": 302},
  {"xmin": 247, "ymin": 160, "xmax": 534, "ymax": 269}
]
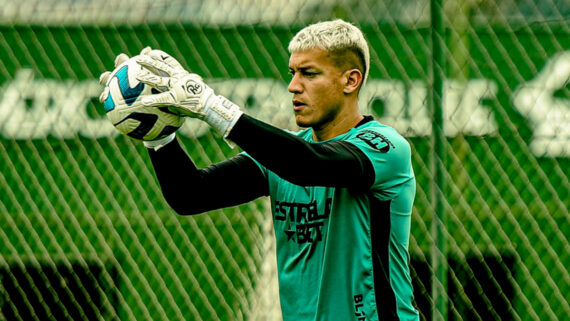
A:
[{"xmin": 102, "ymin": 56, "xmax": 185, "ymax": 141}]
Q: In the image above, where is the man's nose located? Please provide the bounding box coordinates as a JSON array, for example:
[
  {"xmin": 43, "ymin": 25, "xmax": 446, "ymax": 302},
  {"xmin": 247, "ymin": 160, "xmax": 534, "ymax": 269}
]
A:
[{"xmin": 288, "ymin": 74, "xmax": 302, "ymax": 93}]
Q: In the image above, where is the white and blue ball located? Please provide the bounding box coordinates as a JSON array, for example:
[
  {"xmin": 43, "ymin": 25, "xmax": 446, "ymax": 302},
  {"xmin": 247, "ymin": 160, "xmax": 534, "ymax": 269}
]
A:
[{"xmin": 103, "ymin": 56, "xmax": 184, "ymax": 141}]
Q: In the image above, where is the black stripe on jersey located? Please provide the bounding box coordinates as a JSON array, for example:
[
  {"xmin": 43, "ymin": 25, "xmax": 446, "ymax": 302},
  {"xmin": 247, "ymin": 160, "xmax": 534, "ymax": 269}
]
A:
[{"xmin": 370, "ymin": 197, "xmax": 400, "ymax": 321}]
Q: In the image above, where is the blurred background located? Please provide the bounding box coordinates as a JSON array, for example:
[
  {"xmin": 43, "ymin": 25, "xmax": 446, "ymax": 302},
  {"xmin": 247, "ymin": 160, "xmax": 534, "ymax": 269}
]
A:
[{"xmin": 0, "ymin": 0, "xmax": 568, "ymax": 320}]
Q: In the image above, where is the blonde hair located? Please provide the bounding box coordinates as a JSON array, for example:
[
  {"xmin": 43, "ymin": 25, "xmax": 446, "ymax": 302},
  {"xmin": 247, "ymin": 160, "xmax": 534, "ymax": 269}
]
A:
[{"xmin": 288, "ymin": 19, "xmax": 370, "ymax": 87}]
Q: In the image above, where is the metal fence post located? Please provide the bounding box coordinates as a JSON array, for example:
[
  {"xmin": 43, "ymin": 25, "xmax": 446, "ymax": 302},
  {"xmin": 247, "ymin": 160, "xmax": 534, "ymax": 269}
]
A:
[{"xmin": 430, "ymin": 0, "xmax": 448, "ymax": 320}]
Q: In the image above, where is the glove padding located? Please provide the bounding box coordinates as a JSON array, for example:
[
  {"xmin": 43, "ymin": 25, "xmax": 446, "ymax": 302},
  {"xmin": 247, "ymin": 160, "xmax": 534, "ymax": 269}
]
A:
[
  {"xmin": 98, "ymin": 47, "xmax": 181, "ymax": 102},
  {"xmin": 98, "ymin": 52, "xmax": 130, "ymax": 103},
  {"xmin": 135, "ymin": 49, "xmax": 243, "ymax": 139}
]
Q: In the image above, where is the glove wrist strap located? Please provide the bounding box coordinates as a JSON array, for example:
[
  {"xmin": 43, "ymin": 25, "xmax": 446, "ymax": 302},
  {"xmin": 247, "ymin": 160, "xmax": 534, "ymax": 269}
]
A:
[
  {"xmin": 143, "ymin": 132, "xmax": 176, "ymax": 151},
  {"xmin": 204, "ymin": 95, "xmax": 243, "ymax": 142}
]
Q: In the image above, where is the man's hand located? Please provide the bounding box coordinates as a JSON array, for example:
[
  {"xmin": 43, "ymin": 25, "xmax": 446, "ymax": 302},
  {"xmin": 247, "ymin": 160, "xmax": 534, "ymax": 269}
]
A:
[
  {"xmin": 98, "ymin": 52, "xmax": 130, "ymax": 103},
  {"xmin": 135, "ymin": 55, "xmax": 216, "ymax": 118},
  {"xmin": 135, "ymin": 49, "xmax": 243, "ymax": 139}
]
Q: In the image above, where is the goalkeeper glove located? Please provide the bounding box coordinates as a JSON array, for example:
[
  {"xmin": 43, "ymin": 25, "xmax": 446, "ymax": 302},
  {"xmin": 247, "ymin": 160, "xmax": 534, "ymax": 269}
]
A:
[
  {"xmin": 98, "ymin": 52, "xmax": 130, "ymax": 102},
  {"xmin": 135, "ymin": 49, "xmax": 243, "ymax": 139},
  {"xmin": 98, "ymin": 47, "xmax": 169, "ymax": 102}
]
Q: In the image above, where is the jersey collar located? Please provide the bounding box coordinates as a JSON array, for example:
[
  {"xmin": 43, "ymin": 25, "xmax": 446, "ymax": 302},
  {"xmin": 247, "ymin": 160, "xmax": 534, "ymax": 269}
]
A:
[{"xmin": 355, "ymin": 115, "xmax": 375, "ymax": 128}]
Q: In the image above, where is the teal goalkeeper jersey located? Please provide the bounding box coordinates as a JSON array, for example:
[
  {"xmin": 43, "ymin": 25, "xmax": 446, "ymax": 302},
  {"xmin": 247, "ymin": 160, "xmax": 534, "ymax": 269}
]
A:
[{"xmin": 248, "ymin": 120, "xmax": 418, "ymax": 321}]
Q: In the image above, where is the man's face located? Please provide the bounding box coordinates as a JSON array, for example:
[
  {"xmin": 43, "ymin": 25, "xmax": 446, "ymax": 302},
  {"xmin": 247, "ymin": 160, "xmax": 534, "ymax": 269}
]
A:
[{"xmin": 288, "ymin": 48, "xmax": 346, "ymax": 129}]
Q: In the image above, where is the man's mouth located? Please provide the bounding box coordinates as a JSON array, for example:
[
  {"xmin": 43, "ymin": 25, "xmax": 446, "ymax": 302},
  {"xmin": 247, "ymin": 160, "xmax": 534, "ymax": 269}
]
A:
[{"xmin": 293, "ymin": 100, "xmax": 306, "ymax": 111}]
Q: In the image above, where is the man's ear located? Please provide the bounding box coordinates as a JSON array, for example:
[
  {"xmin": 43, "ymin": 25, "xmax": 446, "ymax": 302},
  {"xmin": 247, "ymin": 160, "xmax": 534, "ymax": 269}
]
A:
[{"xmin": 343, "ymin": 69, "xmax": 363, "ymax": 94}]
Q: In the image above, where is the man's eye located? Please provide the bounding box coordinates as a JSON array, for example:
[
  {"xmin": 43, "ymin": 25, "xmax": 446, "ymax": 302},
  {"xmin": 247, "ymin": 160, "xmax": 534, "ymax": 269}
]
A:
[{"xmin": 289, "ymin": 70, "xmax": 318, "ymax": 77}]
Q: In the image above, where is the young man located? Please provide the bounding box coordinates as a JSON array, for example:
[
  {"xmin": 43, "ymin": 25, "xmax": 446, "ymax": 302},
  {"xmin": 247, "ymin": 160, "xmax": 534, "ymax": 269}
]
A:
[{"xmin": 101, "ymin": 19, "xmax": 419, "ymax": 321}]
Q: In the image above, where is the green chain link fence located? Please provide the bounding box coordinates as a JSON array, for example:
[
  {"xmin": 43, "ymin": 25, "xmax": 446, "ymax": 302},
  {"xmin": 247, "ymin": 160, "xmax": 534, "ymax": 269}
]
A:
[{"xmin": 0, "ymin": 0, "xmax": 568, "ymax": 320}]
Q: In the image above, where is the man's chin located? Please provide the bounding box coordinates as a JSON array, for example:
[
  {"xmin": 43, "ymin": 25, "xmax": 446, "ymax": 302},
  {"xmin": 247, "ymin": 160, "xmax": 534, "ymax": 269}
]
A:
[{"xmin": 294, "ymin": 116, "xmax": 311, "ymax": 128}]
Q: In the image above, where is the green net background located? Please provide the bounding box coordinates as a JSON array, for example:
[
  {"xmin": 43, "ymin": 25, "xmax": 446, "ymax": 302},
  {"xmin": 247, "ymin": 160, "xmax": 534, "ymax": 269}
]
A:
[{"xmin": 0, "ymin": 1, "xmax": 568, "ymax": 320}]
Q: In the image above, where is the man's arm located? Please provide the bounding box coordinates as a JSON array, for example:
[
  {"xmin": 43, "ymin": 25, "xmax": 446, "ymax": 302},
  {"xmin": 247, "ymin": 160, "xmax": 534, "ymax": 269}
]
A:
[
  {"xmin": 148, "ymin": 139, "xmax": 268, "ymax": 215},
  {"xmin": 134, "ymin": 49, "xmax": 374, "ymax": 191},
  {"xmin": 149, "ymin": 112, "xmax": 373, "ymax": 215},
  {"xmin": 228, "ymin": 114, "xmax": 375, "ymax": 190}
]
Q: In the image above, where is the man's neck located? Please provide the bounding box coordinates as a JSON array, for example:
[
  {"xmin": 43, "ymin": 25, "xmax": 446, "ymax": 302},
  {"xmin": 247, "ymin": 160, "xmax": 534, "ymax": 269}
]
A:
[{"xmin": 312, "ymin": 111, "xmax": 364, "ymax": 142}]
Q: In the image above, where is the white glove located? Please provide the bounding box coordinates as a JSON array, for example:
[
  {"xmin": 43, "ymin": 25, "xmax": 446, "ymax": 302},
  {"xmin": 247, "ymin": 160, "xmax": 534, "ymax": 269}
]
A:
[
  {"xmin": 98, "ymin": 47, "xmax": 172, "ymax": 102},
  {"xmin": 135, "ymin": 49, "xmax": 243, "ymax": 139},
  {"xmin": 98, "ymin": 52, "xmax": 130, "ymax": 102}
]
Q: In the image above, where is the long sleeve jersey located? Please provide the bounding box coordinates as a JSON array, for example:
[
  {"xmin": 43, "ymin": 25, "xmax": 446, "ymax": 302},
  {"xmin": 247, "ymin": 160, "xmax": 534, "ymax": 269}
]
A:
[{"xmin": 148, "ymin": 114, "xmax": 419, "ymax": 321}]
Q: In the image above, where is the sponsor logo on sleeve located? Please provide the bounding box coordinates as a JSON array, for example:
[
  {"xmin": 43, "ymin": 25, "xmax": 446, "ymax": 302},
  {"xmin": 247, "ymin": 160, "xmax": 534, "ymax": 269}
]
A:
[{"xmin": 355, "ymin": 130, "xmax": 394, "ymax": 153}]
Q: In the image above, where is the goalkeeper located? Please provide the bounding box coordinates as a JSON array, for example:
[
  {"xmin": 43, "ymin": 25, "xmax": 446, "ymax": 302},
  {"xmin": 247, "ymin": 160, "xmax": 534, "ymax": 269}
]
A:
[{"xmin": 101, "ymin": 19, "xmax": 419, "ymax": 321}]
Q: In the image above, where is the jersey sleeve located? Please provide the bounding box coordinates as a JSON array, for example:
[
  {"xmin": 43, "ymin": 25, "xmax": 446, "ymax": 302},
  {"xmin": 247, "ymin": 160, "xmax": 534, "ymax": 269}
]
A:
[
  {"xmin": 346, "ymin": 125, "xmax": 415, "ymax": 201},
  {"xmin": 148, "ymin": 138, "xmax": 269, "ymax": 215},
  {"xmin": 229, "ymin": 114, "xmax": 375, "ymax": 189}
]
